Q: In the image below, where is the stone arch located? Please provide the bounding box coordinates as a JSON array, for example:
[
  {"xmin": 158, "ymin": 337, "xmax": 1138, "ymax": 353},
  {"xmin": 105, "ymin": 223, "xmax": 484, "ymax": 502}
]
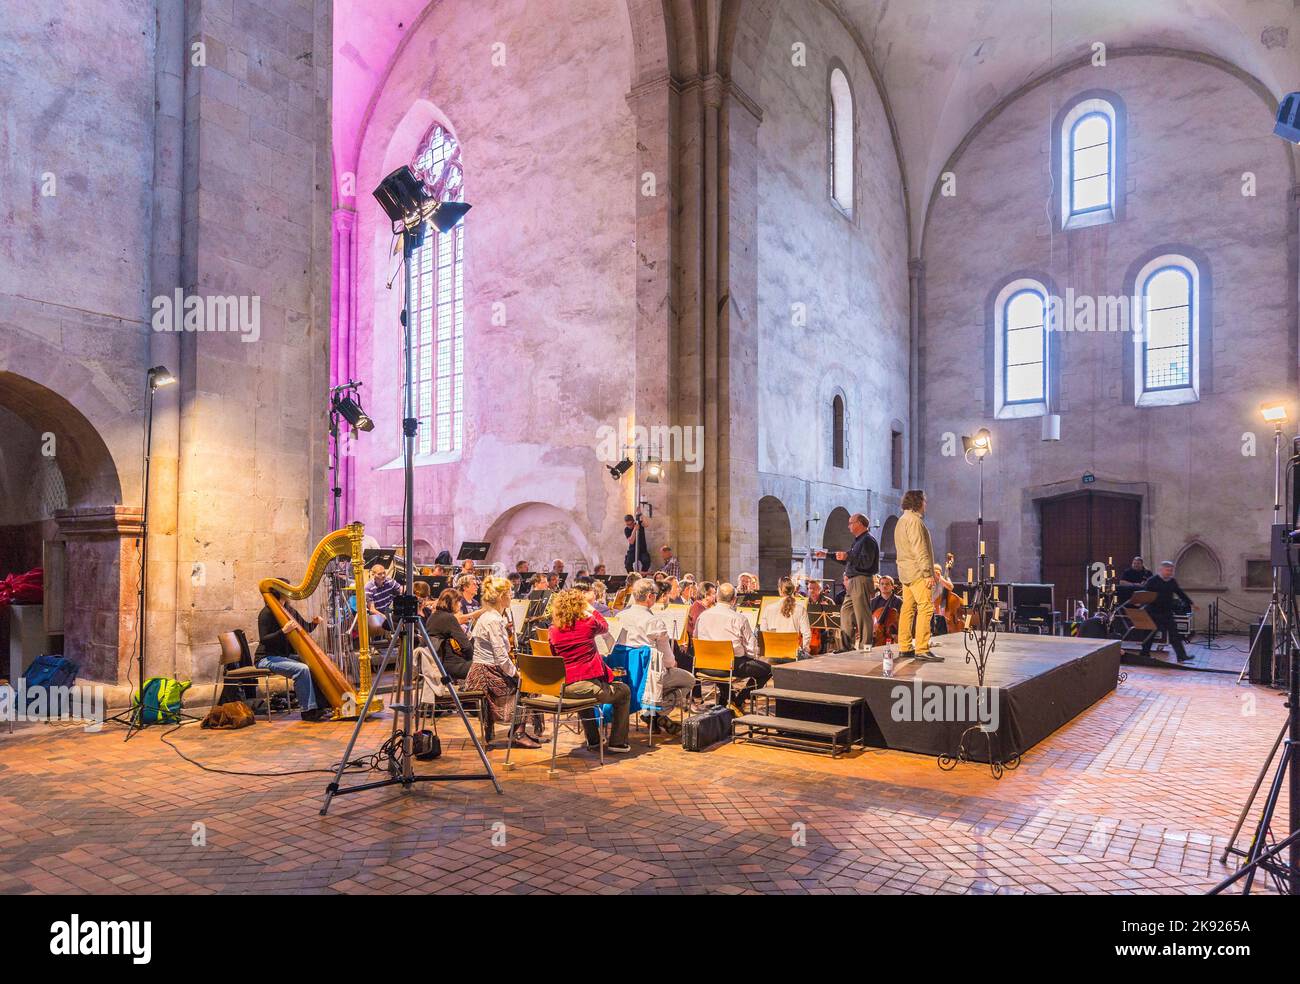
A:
[
  {"xmin": 0, "ymin": 371, "xmax": 134, "ymax": 684},
  {"xmin": 483, "ymin": 502, "xmax": 601, "ymax": 575},
  {"xmin": 822, "ymin": 506, "xmax": 853, "ymax": 583},
  {"xmin": 758, "ymin": 495, "xmax": 792, "ymax": 591},
  {"xmin": 880, "ymin": 514, "xmax": 899, "ymax": 576},
  {"xmin": 1174, "ymin": 540, "xmax": 1224, "ymax": 590}
]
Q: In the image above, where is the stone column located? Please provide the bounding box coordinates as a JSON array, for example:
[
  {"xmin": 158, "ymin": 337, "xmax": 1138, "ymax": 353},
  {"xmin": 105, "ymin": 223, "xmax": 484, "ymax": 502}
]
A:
[{"xmin": 55, "ymin": 506, "xmax": 144, "ymax": 686}]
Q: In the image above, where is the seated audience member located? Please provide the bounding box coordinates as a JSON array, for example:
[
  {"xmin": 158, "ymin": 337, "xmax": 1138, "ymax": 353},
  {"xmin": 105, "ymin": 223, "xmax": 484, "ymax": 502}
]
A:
[
  {"xmin": 254, "ymin": 594, "xmax": 328, "ymax": 721},
  {"xmin": 759, "ymin": 575, "xmax": 811, "ymax": 654},
  {"xmin": 621, "ymin": 578, "xmax": 696, "ymax": 731},
  {"xmin": 423, "ymin": 588, "xmax": 474, "ymax": 683},
  {"xmin": 547, "ymin": 589, "xmax": 632, "ymax": 753},
  {"xmin": 465, "ymin": 577, "xmax": 538, "ymax": 747},
  {"xmin": 693, "ymin": 582, "xmax": 772, "ymax": 710}
]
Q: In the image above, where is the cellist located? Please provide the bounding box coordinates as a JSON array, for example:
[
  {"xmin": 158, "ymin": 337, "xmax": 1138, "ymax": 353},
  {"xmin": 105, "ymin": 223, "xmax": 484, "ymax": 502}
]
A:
[{"xmin": 870, "ymin": 575, "xmax": 902, "ymax": 646}]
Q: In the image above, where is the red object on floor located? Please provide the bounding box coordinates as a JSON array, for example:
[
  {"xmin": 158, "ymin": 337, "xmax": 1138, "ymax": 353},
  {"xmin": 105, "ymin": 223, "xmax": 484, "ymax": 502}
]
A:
[{"xmin": 0, "ymin": 568, "xmax": 43, "ymax": 607}]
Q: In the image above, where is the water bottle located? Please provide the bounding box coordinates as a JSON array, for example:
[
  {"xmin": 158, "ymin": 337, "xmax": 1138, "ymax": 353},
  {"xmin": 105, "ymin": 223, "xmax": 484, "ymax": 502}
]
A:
[{"xmin": 881, "ymin": 646, "xmax": 894, "ymax": 677}]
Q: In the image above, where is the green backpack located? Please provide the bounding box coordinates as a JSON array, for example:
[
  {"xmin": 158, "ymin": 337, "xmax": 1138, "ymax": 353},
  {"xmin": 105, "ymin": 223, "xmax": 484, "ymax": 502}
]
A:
[{"xmin": 133, "ymin": 676, "xmax": 192, "ymax": 724}]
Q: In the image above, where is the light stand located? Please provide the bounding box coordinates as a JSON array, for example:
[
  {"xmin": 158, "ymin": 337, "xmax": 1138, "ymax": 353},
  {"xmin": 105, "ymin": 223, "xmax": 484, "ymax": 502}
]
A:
[
  {"xmin": 322, "ymin": 167, "xmax": 498, "ymax": 813},
  {"xmin": 1238, "ymin": 409, "xmax": 1292, "ymax": 684},
  {"xmin": 325, "ymin": 382, "xmax": 371, "ymax": 681},
  {"xmin": 112, "ymin": 365, "xmax": 175, "ymax": 739},
  {"xmin": 938, "ymin": 428, "xmax": 1020, "ymax": 778}
]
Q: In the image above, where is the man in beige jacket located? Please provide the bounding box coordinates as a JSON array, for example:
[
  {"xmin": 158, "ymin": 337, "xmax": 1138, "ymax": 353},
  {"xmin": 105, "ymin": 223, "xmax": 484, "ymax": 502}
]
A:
[{"xmin": 895, "ymin": 489, "xmax": 942, "ymax": 662}]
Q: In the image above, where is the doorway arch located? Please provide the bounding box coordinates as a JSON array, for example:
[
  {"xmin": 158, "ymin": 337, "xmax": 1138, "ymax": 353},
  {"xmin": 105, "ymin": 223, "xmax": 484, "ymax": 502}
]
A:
[
  {"xmin": 758, "ymin": 496, "xmax": 792, "ymax": 591},
  {"xmin": 822, "ymin": 506, "xmax": 853, "ymax": 584}
]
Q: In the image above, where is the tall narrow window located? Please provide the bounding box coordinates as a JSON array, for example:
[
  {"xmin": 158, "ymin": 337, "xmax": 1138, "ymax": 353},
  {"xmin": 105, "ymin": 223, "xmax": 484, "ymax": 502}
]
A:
[
  {"xmin": 890, "ymin": 425, "xmax": 904, "ymax": 489},
  {"xmin": 1003, "ymin": 288, "xmax": 1048, "ymax": 405},
  {"xmin": 829, "ymin": 67, "xmax": 854, "ymax": 214},
  {"xmin": 1135, "ymin": 257, "xmax": 1199, "ymax": 404},
  {"xmin": 1058, "ymin": 95, "xmax": 1119, "ymax": 229},
  {"xmin": 832, "ymin": 394, "xmax": 846, "ymax": 468},
  {"xmin": 407, "ymin": 123, "xmax": 465, "ymax": 456}
]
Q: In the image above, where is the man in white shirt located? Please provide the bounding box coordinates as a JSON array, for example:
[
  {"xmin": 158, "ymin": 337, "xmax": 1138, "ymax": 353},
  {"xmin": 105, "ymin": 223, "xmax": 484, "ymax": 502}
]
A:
[
  {"xmin": 694, "ymin": 582, "xmax": 772, "ymax": 710},
  {"xmin": 619, "ymin": 578, "xmax": 695, "ymax": 731}
]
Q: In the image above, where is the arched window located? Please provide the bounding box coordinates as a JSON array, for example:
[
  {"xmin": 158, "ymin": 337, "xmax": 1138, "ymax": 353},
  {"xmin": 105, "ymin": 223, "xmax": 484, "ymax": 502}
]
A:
[
  {"xmin": 828, "ymin": 67, "xmax": 853, "ymax": 214},
  {"xmin": 407, "ymin": 123, "xmax": 465, "ymax": 455},
  {"xmin": 831, "ymin": 394, "xmax": 846, "ymax": 468},
  {"xmin": 1058, "ymin": 96, "xmax": 1119, "ymax": 229},
  {"xmin": 1135, "ymin": 256, "xmax": 1199, "ymax": 405},
  {"xmin": 996, "ymin": 282, "xmax": 1048, "ymax": 414}
]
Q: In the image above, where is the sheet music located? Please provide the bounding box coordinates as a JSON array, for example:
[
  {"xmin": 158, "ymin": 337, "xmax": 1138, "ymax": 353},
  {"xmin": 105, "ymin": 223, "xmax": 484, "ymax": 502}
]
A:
[
  {"xmin": 596, "ymin": 613, "xmax": 624, "ymax": 655},
  {"xmin": 738, "ymin": 606, "xmax": 760, "ymax": 632},
  {"xmin": 509, "ymin": 599, "xmax": 528, "ymax": 634}
]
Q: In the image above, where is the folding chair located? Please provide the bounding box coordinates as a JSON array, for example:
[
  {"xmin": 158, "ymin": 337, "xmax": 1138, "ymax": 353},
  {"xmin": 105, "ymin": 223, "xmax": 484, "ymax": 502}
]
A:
[
  {"xmin": 506, "ymin": 652, "xmax": 605, "ymax": 774},
  {"xmin": 214, "ymin": 631, "xmax": 288, "ymax": 722},
  {"xmin": 691, "ymin": 638, "xmax": 754, "ymax": 713}
]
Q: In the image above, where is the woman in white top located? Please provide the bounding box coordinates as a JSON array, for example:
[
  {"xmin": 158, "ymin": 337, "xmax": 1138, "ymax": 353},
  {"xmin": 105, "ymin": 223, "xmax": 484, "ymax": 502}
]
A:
[
  {"xmin": 759, "ymin": 576, "xmax": 811, "ymax": 653},
  {"xmin": 465, "ymin": 577, "xmax": 538, "ymax": 748}
]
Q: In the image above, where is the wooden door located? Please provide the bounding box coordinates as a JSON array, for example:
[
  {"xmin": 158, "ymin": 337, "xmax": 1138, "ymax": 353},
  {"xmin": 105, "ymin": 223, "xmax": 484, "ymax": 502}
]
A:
[{"xmin": 1040, "ymin": 491, "xmax": 1141, "ymax": 608}]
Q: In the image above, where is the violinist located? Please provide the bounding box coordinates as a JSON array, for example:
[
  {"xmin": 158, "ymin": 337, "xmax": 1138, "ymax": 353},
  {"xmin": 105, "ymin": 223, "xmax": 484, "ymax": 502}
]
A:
[
  {"xmin": 870, "ymin": 575, "xmax": 902, "ymax": 646},
  {"xmin": 424, "ymin": 588, "xmax": 474, "ymax": 682}
]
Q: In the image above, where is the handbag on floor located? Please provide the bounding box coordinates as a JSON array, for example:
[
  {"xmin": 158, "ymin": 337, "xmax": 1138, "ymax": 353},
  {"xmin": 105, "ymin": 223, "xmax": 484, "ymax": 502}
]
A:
[{"xmin": 682, "ymin": 705, "xmax": 735, "ymax": 752}]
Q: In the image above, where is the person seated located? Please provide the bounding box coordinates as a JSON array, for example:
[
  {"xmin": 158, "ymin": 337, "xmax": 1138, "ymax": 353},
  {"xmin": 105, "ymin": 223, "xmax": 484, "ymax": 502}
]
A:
[
  {"xmin": 586, "ymin": 579, "xmax": 614, "ymax": 617},
  {"xmin": 423, "ymin": 588, "xmax": 474, "ymax": 683},
  {"xmin": 253, "ymin": 596, "xmax": 327, "ymax": 721},
  {"xmin": 759, "ymin": 575, "xmax": 811, "ymax": 655},
  {"xmin": 364, "ymin": 563, "xmax": 400, "ymax": 631},
  {"xmin": 455, "ymin": 573, "xmax": 481, "ymax": 616},
  {"xmin": 694, "ymin": 582, "xmax": 772, "ymax": 712},
  {"xmin": 620, "ymin": 578, "xmax": 696, "ymax": 732},
  {"xmin": 413, "ymin": 580, "xmax": 435, "ymax": 620},
  {"xmin": 465, "ymin": 577, "xmax": 539, "ymax": 747},
  {"xmin": 870, "ymin": 575, "xmax": 903, "ymax": 645},
  {"xmin": 547, "ymin": 588, "xmax": 632, "ymax": 753}
]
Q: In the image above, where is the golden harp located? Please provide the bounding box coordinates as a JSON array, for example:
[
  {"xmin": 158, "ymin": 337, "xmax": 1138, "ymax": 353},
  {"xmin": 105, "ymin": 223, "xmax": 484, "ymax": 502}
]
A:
[{"xmin": 257, "ymin": 522, "xmax": 378, "ymax": 720}]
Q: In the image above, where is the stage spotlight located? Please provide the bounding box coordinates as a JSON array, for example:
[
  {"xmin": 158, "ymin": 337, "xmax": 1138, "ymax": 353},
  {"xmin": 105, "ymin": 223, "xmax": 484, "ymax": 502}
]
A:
[
  {"xmin": 334, "ymin": 394, "xmax": 374, "ymax": 432},
  {"xmin": 148, "ymin": 365, "xmax": 175, "ymax": 390},
  {"xmin": 1259, "ymin": 400, "xmax": 1289, "ymax": 425},
  {"xmin": 608, "ymin": 458, "xmax": 633, "ymax": 480},
  {"xmin": 962, "ymin": 428, "xmax": 992, "ymax": 457},
  {"xmin": 644, "ymin": 459, "xmax": 663, "ymax": 484},
  {"xmin": 373, "ymin": 165, "xmax": 472, "ymax": 234},
  {"xmin": 1274, "ymin": 91, "xmax": 1299, "ymax": 143}
]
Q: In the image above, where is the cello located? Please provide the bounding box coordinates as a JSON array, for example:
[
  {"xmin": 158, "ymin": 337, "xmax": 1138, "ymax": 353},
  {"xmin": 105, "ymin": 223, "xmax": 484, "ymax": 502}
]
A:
[
  {"xmin": 938, "ymin": 552, "xmax": 964, "ymax": 632},
  {"xmin": 871, "ymin": 577, "xmax": 901, "ymax": 647}
]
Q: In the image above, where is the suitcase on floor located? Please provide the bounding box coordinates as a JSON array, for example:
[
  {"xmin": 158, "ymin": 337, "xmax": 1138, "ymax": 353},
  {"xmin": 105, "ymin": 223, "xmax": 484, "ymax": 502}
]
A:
[{"xmin": 682, "ymin": 705, "xmax": 734, "ymax": 752}]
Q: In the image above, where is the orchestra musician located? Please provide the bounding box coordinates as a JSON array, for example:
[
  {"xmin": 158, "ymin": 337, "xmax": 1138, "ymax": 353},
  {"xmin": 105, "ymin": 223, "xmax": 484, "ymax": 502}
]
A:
[
  {"xmin": 423, "ymin": 588, "xmax": 474, "ymax": 682},
  {"xmin": 759, "ymin": 576, "xmax": 811, "ymax": 653},
  {"xmin": 931, "ymin": 561, "xmax": 957, "ymax": 635},
  {"xmin": 253, "ymin": 594, "xmax": 327, "ymax": 721},
  {"xmin": 834, "ymin": 512, "xmax": 879, "ymax": 650},
  {"xmin": 869, "ymin": 575, "xmax": 902, "ymax": 646}
]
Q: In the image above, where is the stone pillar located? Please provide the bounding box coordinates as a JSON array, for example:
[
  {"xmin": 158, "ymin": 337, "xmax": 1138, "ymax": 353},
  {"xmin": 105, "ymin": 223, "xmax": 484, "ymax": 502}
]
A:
[{"xmin": 55, "ymin": 507, "xmax": 144, "ymax": 685}]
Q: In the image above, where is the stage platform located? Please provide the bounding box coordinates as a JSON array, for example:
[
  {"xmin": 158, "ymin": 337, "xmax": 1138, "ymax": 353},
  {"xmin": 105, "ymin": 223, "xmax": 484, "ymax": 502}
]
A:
[{"xmin": 770, "ymin": 634, "xmax": 1121, "ymax": 762}]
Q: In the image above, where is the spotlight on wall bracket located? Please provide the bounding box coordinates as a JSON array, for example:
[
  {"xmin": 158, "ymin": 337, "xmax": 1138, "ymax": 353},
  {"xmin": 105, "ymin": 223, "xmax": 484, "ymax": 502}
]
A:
[
  {"xmin": 373, "ymin": 165, "xmax": 472, "ymax": 235},
  {"xmin": 644, "ymin": 459, "xmax": 663, "ymax": 484},
  {"xmin": 608, "ymin": 458, "xmax": 633, "ymax": 480}
]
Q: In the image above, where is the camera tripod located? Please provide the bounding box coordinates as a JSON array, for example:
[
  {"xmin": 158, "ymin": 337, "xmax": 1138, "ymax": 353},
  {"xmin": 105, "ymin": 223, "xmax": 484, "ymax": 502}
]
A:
[{"xmin": 321, "ymin": 594, "xmax": 501, "ymax": 814}]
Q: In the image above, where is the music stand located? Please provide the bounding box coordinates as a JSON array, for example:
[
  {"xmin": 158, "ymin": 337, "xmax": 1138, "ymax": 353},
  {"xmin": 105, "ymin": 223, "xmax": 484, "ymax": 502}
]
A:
[
  {"xmin": 457, "ymin": 541, "xmax": 491, "ymax": 563},
  {"xmin": 1117, "ymin": 590, "xmax": 1159, "ymax": 652},
  {"xmin": 362, "ymin": 548, "xmax": 398, "ymax": 571}
]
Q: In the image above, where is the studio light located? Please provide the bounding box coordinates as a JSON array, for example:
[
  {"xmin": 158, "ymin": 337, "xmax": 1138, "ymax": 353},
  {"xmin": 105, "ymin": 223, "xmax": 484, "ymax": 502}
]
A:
[
  {"xmin": 1259, "ymin": 400, "xmax": 1289, "ymax": 425},
  {"xmin": 373, "ymin": 165, "xmax": 472, "ymax": 235},
  {"xmin": 148, "ymin": 365, "xmax": 175, "ymax": 390},
  {"xmin": 608, "ymin": 458, "xmax": 633, "ymax": 480},
  {"xmin": 334, "ymin": 394, "xmax": 374, "ymax": 432},
  {"xmin": 962, "ymin": 428, "xmax": 992, "ymax": 458},
  {"xmin": 644, "ymin": 459, "xmax": 663, "ymax": 484}
]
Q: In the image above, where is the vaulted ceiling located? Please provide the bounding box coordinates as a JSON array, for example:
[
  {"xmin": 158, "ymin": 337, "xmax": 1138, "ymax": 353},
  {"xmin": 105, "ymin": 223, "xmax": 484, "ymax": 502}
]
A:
[{"xmin": 333, "ymin": 0, "xmax": 1299, "ymax": 242}]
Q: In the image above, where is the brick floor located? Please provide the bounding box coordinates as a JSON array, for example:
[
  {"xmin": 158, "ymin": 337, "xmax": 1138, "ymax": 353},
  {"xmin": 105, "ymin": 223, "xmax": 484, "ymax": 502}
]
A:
[{"xmin": 0, "ymin": 640, "xmax": 1291, "ymax": 894}]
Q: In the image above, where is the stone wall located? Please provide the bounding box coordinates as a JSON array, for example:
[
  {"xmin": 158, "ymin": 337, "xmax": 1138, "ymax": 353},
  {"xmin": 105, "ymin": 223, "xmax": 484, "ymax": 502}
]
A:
[
  {"xmin": 752, "ymin": 0, "xmax": 911, "ymax": 573},
  {"xmin": 346, "ymin": 0, "xmax": 639, "ymax": 573},
  {"xmin": 919, "ymin": 54, "xmax": 1297, "ymax": 622}
]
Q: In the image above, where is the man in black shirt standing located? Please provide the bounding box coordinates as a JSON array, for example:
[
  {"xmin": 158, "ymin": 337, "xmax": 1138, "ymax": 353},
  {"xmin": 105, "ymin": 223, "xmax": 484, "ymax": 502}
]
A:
[
  {"xmin": 834, "ymin": 512, "xmax": 879, "ymax": 650},
  {"xmin": 1117, "ymin": 556, "xmax": 1151, "ymax": 603},
  {"xmin": 1139, "ymin": 561, "xmax": 1198, "ymax": 663}
]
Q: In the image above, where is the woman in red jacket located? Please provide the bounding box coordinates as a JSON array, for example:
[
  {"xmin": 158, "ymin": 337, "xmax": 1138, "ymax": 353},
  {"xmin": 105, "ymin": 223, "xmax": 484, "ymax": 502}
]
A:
[{"xmin": 547, "ymin": 589, "xmax": 632, "ymax": 752}]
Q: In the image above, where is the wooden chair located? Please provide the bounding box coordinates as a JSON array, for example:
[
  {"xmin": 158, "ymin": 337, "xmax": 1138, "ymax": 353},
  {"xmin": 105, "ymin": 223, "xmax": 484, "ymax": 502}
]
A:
[
  {"xmin": 691, "ymin": 638, "xmax": 754, "ymax": 712},
  {"xmin": 506, "ymin": 652, "xmax": 605, "ymax": 774},
  {"xmin": 214, "ymin": 631, "xmax": 287, "ymax": 721},
  {"xmin": 529, "ymin": 638, "xmax": 553, "ymax": 657},
  {"xmin": 761, "ymin": 630, "xmax": 802, "ymax": 664},
  {"xmin": 533, "ymin": 628, "xmax": 549, "ymax": 642}
]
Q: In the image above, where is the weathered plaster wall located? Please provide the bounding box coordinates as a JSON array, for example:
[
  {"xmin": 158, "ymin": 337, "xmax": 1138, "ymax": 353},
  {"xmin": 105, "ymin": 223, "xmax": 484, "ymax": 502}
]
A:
[
  {"xmin": 753, "ymin": 0, "xmax": 911, "ymax": 573},
  {"xmin": 919, "ymin": 55, "xmax": 1297, "ymax": 618},
  {"xmin": 348, "ymin": 0, "xmax": 638, "ymax": 572}
]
